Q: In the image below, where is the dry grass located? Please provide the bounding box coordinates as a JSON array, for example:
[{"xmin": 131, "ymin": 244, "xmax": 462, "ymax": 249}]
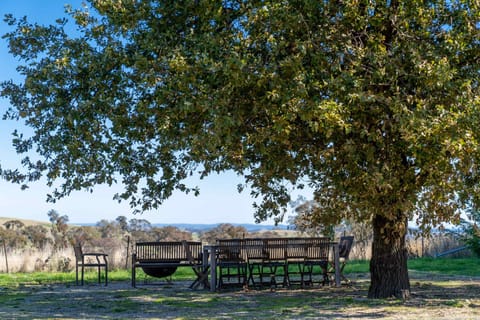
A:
[
  {"xmin": 0, "ymin": 246, "xmax": 127, "ymax": 273},
  {"xmin": 0, "ymin": 247, "xmax": 73, "ymax": 273}
]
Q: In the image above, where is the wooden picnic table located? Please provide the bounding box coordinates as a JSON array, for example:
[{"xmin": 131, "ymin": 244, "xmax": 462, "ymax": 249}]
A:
[{"xmin": 202, "ymin": 238, "xmax": 342, "ymax": 291}]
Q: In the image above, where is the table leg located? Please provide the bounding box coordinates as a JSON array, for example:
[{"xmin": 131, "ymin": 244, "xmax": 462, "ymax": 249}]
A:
[{"xmin": 210, "ymin": 248, "xmax": 217, "ymax": 291}]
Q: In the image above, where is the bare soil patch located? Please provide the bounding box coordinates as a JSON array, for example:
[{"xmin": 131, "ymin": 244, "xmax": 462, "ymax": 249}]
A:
[{"xmin": 0, "ymin": 272, "xmax": 479, "ymax": 319}]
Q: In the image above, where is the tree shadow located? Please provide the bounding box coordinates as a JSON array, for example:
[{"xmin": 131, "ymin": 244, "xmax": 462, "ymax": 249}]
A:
[{"xmin": 0, "ymin": 276, "xmax": 479, "ymax": 319}]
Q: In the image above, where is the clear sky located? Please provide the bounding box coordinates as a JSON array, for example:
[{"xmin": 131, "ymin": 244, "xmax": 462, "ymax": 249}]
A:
[{"xmin": 0, "ymin": 0, "xmax": 305, "ymax": 225}]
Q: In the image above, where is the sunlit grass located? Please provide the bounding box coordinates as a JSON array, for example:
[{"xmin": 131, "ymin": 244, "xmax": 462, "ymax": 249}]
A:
[
  {"xmin": 344, "ymin": 257, "xmax": 479, "ymax": 277},
  {"xmin": 0, "ymin": 257, "xmax": 477, "ymax": 287},
  {"xmin": 407, "ymin": 257, "xmax": 479, "ymax": 277}
]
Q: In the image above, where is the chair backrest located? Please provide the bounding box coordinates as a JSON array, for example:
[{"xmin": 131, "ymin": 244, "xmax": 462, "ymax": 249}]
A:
[
  {"xmin": 338, "ymin": 236, "xmax": 354, "ymax": 259},
  {"xmin": 73, "ymin": 243, "xmax": 83, "ymax": 260},
  {"xmin": 216, "ymin": 239, "xmax": 244, "ymax": 263},
  {"xmin": 285, "ymin": 238, "xmax": 308, "ymax": 261},
  {"xmin": 305, "ymin": 237, "xmax": 330, "ymax": 261},
  {"xmin": 243, "ymin": 238, "xmax": 267, "ymax": 261}
]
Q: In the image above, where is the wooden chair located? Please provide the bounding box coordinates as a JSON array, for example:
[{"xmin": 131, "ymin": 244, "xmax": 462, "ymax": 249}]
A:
[
  {"xmin": 244, "ymin": 238, "xmax": 271, "ymax": 289},
  {"xmin": 303, "ymin": 237, "xmax": 331, "ymax": 286},
  {"xmin": 216, "ymin": 240, "xmax": 247, "ymax": 289},
  {"xmin": 74, "ymin": 243, "xmax": 108, "ymax": 286},
  {"xmin": 245, "ymin": 238, "xmax": 287, "ymax": 289},
  {"xmin": 284, "ymin": 238, "xmax": 308, "ymax": 287},
  {"xmin": 330, "ymin": 236, "xmax": 354, "ymax": 284},
  {"xmin": 182, "ymin": 241, "xmax": 209, "ymax": 290}
]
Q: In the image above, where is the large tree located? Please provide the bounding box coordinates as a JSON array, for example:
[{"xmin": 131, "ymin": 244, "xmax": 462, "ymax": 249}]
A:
[{"xmin": 1, "ymin": 0, "xmax": 479, "ymax": 298}]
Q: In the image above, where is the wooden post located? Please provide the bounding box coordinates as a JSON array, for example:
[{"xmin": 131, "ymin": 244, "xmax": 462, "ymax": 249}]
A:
[{"xmin": 2, "ymin": 240, "xmax": 8, "ymax": 273}]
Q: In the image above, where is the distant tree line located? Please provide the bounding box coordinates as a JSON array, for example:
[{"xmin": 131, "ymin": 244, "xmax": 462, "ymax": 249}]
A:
[{"xmin": 0, "ymin": 211, "xmax": 288, "ymax": 254}]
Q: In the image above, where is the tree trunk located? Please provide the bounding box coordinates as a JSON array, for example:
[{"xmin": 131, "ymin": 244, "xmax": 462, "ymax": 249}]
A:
[{"xmin": 368, "ymin": 213, "xmax": 410, "ymax": 299}]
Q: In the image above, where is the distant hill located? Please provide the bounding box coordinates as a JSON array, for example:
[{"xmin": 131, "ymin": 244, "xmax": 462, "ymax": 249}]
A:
[
  {"xmin": 152, "ymin": 223, "xmax": 291, "ymax": 232},
  {"xmin": 76, "ymin": 222, "xmax": 292, "ymax": 232},
  {"xmin": 0, "ymin": 217, "xmax": 50, "ymax": 227},
  {"xmin": 0, "ymin": 217, "xmax": 292, "ymax": 233}
]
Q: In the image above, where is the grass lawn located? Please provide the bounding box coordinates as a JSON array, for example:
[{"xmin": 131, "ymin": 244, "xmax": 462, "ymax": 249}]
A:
[
  {"xmin": 0, "ymin": 257, "xmax": 477, "ymax": 287},
  {"xmin": 0, "ymin": 257, "xmax": 478, "ymax": 319},
  {"xmin": 344, "ymin": 257, "xmax": 479, "ymax": 276}
]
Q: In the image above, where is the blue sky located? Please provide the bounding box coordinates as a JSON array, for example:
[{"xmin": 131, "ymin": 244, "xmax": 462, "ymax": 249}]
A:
[{"xmin": 0, "ymin": 0, "xmax": 303, "ymax": 225}]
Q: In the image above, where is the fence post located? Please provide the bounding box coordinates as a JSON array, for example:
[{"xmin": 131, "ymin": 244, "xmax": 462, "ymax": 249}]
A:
[
  {"xmin": 125, "ymin": 236, "xmax": 130, "ymax": 270},
  {"xmin": 421, "ymin": 236, "xmax": 424, "ymax": 258},
  {"xmin": 2, "ymin": 240, "xmax": 8, "ymax": 273}
]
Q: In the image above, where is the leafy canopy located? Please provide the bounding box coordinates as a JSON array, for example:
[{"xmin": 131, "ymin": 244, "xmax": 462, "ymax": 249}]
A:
[{"xmin": 1, "ymin": 0, "xmax": 479, "ymax": 229}]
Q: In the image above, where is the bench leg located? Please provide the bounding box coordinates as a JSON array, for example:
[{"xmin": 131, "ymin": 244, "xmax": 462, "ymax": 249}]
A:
[
  {"xmin": 190, "ymin": 266, "xmax": 210, "ymax": 290},
  {"xmin": 98, "ymin": 265, "xmax": 101, "ymax": 284},
  {"xmin": 132, "ymin": 266, "xmax": 136, "ymax": 287},
  {"xmin": 105, "ymin": 262, "xmax": 108, "ymax": 286},
  {"xmin": 75, "ymin": 263, "xmax": 79, "ymax": 286},
  {"xmin": 81, "ymin": 264, "xmax": 85, "ymax": 285}
]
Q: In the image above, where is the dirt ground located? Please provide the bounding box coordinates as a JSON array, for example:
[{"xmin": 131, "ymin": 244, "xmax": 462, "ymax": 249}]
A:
[{"xmin": 0, "ymin": 272, "xmax": 479, "ymax": 319}]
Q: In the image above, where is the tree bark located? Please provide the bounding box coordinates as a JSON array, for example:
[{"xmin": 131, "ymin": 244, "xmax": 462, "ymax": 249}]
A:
[{"xmin": 368, "ymin": 213, "xmax": 410, "ymax": 299}]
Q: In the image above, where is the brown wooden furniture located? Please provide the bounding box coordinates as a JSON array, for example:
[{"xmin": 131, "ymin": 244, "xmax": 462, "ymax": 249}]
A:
[
  {"xmin": 284, "ymin": 238, "xmax": 309, "ymax": 287},
  {"xmin": 329, "ymin": 236, "xmax": 354, "ymax": 284},
  {"xmin": 73, "ymin": 243, "xmax": 108, "ymax": 286},
  {"xmin": 214, "ymin": 237, "xmax": 332, "ymax": 290},
  {"xmin": 303, "ymin": 237, "xmax": 331, "ymax": 286},
  {"xmin": 216, "ymin": 239, "xmax": 247, "ymax": 288},
  {"xmin": 131, "ymin": 241, "xmax": 205, "ymax": 288}
]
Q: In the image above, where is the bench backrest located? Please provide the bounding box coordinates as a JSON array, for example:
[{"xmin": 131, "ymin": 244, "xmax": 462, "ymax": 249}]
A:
[
  {"xmin": 134, "ymin": 241, "xmax": 202, "ymax": 264},
  {"xmin": 216, "ymin": 237, "xmax": 332, "ymax": 262}
]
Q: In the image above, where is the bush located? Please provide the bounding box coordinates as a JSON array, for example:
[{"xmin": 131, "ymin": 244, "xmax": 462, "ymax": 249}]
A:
[{"xmin": 460, "ymin": 210, "xmax": 480, "ymax": 257}]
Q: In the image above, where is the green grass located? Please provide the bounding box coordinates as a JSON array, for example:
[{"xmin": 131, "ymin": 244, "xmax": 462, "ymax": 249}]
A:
[
  {"xmin": 0, "ymin": 272, "xmax": 74, "ymax": 287},
  {"xmin": 0, "ymin": 270, "xmax": 128, "ymax": 287},
  {"xmin": 0, "ymin": 266, "xmax": 202, "ymax": 287},
  {"xmin": 407, "ymin": 257, "xmax": 479, "ymax": 277},
  {"xmin": 343, "ymin": 259, "xmax": 370, "ymax": 273},
  {"xmin": 344, "ymin": 257, "xmax": 479, "ymax": 277},
  {"xmin": 0, "ymin": 257, "xmax": 477, "ymax": 287},
  {"xmin": 0, "ymin": 259, "xmax": 479, "ymax": 319}
]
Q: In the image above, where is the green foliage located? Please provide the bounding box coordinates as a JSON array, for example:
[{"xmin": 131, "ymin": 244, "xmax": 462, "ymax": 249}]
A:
[
  {"xmin": 459, "ymin": 210, "xmax": 480, "ymax": 257},
  {"xmin": 2, "ymin": 0, "xmax": 479, "ymax": 298},
  {"xmin": 1, "ymin": 0, "xmax": 478, "ymax": 227},
  {"xmin": 463, "ymin": 229, "xmax": 480, "ymax": 258},
  {"xmin": 200, "ymin": 223, "xmax": 248, "ymax": 244}
]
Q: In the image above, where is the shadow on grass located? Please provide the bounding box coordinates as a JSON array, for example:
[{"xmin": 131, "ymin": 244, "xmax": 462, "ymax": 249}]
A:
[{"xmin": 0, "ymin": 274, "xmax": 479, "ymax": 319}]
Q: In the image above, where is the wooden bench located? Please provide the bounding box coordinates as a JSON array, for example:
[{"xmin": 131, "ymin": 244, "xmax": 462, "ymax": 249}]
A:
[{"xmin": 131, "ymin": 241, "xmax": 204, "ymax": 287}]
